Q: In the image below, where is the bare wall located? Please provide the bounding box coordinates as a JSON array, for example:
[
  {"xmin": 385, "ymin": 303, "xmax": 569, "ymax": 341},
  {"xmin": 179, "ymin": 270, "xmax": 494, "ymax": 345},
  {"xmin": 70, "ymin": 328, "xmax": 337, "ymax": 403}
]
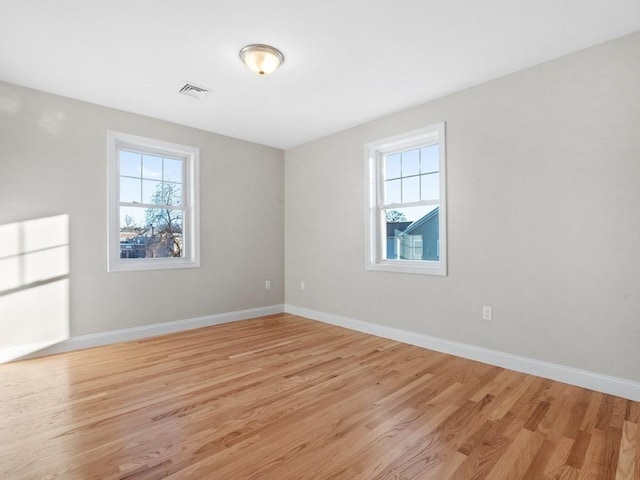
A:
[
  {"xmin": 284, "ymin": 32, "xmax": 640, "ymax": 381},
  {"xmin": 0, "ymin": 82, "xmax": 284, "ymax": 337}
]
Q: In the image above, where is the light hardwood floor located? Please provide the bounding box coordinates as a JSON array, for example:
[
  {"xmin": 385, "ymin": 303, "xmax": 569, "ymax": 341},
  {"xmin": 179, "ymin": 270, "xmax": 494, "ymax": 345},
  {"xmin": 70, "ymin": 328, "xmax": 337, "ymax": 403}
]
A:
[{"xmin": 1, "ymin": 314, "xmax": 639, "ymax": 479}]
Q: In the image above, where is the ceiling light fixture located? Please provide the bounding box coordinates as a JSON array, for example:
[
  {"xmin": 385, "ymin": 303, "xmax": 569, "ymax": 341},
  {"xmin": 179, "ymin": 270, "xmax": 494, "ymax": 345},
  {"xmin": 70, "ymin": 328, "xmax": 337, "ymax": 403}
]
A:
[{"xmin": 239, "ymin": 44, "xmax": 284, "ymax": 76}]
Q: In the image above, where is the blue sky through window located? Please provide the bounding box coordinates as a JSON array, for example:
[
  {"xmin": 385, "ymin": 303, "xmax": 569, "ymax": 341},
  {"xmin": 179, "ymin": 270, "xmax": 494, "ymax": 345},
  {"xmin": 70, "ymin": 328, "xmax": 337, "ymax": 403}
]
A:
[{"xmin": 119, "ymin": 149, "xmax": 184, "ymax": 228}]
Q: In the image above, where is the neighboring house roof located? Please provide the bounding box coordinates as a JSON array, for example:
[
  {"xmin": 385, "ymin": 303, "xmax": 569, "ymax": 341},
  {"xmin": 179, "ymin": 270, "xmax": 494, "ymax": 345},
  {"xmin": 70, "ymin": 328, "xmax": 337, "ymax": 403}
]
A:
[
  {"xmin": 400, "ymin": 207, "xmax": 439, "ymax": 236},
  {"xmin": 386, "ymin": 221, "xmax": 412, "ymax": 237}
]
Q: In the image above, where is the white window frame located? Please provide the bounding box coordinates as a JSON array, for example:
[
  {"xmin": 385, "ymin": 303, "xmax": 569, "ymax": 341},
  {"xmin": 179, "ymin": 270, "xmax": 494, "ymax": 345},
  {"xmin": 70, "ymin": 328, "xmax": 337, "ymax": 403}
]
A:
[
  {"xmin": 364, "ymin": 123, "xmax": 447, "ymax": 276},
  {"xmin": 107, "ymin": 131, "xmax": 200, "ymax": 272}
]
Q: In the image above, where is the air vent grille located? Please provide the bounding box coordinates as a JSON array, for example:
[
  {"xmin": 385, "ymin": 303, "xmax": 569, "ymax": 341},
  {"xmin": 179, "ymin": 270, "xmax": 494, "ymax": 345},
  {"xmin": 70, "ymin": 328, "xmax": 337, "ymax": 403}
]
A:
[{"xmin": 179, "ymin": 83, "xmax": 211, "ymax": 100}]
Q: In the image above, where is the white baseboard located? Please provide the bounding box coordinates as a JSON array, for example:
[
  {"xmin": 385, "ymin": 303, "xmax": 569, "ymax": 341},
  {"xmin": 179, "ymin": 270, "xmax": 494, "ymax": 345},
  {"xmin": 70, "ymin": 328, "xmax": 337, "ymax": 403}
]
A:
[
  {"xmin": 18, "ymin": 304, "xmax": 285, "ymax": 360},
  {"xmin": 285, "ymin": 304, "xmax": 640, "ymax": 402},
  {"xmin": 12, "ymin": 303, "xmax": 640, "ymax": 401}
]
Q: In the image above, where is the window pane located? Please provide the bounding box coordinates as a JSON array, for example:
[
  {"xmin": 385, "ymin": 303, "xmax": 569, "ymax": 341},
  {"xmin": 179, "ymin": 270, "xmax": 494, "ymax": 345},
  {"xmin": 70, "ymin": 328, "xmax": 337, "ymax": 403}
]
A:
[
  {"xmin": 164, "ymin": 158, "xmax": 182, "ymax": 183},
  {"xmin": 120, "ymin": 150, "xmax": 141, "ymax": 177},
  {"xmin": 142, "ymin": 154, "xmax": 163, "ymax": 180},
  {"xmin": 421, "ymin": 145, "xmax": 439, "ymax": 173},
  {"xmin": 120, "ymin": 177, "xmax": 141, "ymax": 203},
  {"xmin": 420, "ymin": 173, "xmax": 440, "ymax": 201},
  {"xmin": 385, "ymin": 153, "xmax": 401, "ymax": 180},
  {"xmin": 402, "ymin": 149, "xmax": 420, "ymax": 176},
  {"xmin": 119, "ymin": 207, "xmax": 183, "ymax": 259},
  {"xmin": 143, "ymin": 180, "xmax": 162, "ymax": 204},
  {"xmin": 384, "ymin": 179, "xmax": 401, "ymax": 204},
  {"xmin": 119, "ymin": 206, "xmax": 148, "ymax": 259},
  {"xmin": 383, "ymin": 205, "xmax": 439, "ymax": 261},
  {"xmin": 402, "ymin": 176, "xmax": 420, "ymax": 203}
]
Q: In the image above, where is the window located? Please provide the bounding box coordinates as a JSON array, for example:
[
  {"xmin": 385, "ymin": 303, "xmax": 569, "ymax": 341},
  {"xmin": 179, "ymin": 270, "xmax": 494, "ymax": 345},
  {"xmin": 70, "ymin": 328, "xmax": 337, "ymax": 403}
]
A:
[
  {"xmin": 365, "ymin": 123, "xmax": 446, "ymax": 275},
  {"xmin": 107, "ymin": 131, "xmax": 200, "ymax": 272}
]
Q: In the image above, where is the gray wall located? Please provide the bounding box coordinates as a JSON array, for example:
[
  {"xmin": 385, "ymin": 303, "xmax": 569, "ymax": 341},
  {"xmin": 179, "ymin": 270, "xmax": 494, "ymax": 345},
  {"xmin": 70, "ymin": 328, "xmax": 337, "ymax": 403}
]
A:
[
  {"xmin": 0, "ymin": 82, "xmax": 284, "ymax": 337},
  {"xmin": 285, "ymin": 32, "xmax": 640, "ymax": 381},
  {"xmin": 2, "ymin": 31, "xmax": 639, "ymax": 382}
]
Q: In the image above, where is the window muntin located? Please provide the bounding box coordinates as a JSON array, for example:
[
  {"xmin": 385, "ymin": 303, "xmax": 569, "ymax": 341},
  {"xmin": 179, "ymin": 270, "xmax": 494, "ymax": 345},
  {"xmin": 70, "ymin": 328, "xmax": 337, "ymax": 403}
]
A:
[
  {"xmin": 118, "ymin": 149, "xmax": 185, "ymax": 259},
  {"xmin": 107, "ymin": 131, "xmax": 199, "ymax": 272},
  {"xmin": 365, "ymin": 123, "xmax": 446, "ymax": 276}
]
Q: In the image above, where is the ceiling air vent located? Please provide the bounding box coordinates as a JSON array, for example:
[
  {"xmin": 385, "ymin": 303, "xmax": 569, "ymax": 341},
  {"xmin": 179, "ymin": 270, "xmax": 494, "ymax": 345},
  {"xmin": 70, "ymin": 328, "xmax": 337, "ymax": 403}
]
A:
[{"xmin": 179, "ymin": 82, "xmax": 211, "ymax": 100}]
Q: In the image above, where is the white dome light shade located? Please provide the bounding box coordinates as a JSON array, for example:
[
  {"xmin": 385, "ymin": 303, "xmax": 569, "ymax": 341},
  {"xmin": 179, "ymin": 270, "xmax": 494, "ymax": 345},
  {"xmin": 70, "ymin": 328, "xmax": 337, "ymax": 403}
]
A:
[{"xmin": 239, "ymin": 44, "xmax": 285, "ymax": 76}]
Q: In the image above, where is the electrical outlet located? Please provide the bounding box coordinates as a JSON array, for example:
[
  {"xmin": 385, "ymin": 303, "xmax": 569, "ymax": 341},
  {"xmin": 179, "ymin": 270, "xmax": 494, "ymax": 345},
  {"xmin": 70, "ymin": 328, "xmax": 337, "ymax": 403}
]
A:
[
  {"xmin": 482, "ymin": 306, "xmax": 493, "ymax": 321},
  {"xmin": 300, "ymin": 281, "xmax": 305, "ymax": 290},
  {"xmin": 265, "ymin": 280, "xmax": 271, "ymax": 290}
]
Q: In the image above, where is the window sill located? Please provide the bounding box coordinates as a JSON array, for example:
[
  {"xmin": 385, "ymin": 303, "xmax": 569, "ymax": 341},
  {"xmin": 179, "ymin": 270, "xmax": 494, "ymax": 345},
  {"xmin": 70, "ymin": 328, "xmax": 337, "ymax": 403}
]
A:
[
  {"xmin": 108, "ymin": 257, "xmax": 200, "ymax": 273},
  {"xmin": 366, "ymin": 260, "xmax": 446, "ymax": 276}
]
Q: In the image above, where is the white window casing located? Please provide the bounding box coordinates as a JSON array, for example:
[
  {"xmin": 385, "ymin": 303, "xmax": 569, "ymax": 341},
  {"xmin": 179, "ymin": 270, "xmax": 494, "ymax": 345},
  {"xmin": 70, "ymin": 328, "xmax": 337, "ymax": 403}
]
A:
[
  {"xmin": 107, "ymin": 131, "xmax": 200, "ymax": 272},
  {"xmin": 364, "ymin": 123, "xmax": 447, "ymax": 276}
]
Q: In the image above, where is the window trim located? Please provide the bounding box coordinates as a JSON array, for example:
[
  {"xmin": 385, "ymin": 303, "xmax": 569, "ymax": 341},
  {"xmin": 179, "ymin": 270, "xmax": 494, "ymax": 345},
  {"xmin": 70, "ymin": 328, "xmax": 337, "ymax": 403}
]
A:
[
  {"xmin": 107, "ymin": 131, "xmax": 200, "ymax": 272},
  {"xmin": 364, "ymin": 123, "xmax": 447, "ymax": 276}
]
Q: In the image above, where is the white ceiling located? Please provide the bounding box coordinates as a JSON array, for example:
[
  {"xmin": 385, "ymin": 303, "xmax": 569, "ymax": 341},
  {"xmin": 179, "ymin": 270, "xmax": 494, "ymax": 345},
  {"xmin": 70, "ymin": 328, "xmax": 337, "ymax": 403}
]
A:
[{"xmin": 1, "ymin": 1, "xmax": 639, "ymax": 150}]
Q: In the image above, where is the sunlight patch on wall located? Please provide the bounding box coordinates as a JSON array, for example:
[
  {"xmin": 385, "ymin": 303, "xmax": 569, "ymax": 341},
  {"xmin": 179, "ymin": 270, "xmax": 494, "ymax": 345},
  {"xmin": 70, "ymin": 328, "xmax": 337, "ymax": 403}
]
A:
[{"xmin": 0, "ymin": 215, "xmax": 70, "ymax": 363}]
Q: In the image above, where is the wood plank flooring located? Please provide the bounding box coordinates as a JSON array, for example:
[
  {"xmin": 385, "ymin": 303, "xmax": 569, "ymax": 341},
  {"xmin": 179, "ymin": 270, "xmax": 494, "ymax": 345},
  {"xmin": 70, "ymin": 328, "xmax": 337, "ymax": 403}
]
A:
[{"xmin": 1, "ymin": 314, "xmax": 639, "ymax": 479}]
